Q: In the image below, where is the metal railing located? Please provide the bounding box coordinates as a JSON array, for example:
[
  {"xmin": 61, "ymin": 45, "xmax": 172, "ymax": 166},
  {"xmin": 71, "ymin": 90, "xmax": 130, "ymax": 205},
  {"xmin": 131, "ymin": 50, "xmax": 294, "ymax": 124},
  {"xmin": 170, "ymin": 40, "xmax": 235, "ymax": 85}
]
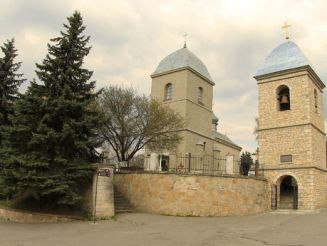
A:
[
  {"xmin": 144, "ymin": 154, "xmax": 240, "ymax": 176},
  {"xmin": 103, "ymin": 153, "xmax": 240, "ymax": 176}
]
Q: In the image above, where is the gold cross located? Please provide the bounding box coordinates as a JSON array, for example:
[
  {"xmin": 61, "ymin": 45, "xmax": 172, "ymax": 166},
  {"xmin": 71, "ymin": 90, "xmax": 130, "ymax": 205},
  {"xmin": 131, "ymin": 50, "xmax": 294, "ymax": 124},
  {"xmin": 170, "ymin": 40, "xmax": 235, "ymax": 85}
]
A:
[
  {"xmin": 183, "ymin": 33, "xmax": 188, "ymax": 48},
  {"xmin": 282, "ymin": 21, "xmax": 291, "ymax": 40}
]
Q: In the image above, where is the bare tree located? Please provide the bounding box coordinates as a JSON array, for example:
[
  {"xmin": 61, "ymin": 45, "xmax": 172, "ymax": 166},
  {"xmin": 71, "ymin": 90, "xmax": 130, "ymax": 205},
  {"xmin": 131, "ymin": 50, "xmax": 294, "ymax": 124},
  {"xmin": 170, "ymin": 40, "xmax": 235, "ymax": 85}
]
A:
[{"xmin": 97, "ymin": 86, "xmax": 185, "ymax": 165}]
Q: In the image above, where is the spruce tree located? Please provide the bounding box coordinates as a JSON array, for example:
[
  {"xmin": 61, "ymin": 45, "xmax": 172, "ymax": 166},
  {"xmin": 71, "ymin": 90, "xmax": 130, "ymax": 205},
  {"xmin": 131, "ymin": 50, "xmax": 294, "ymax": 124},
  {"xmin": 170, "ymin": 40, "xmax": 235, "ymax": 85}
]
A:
[
  {"xmin": 0, "ymin": 38, "xmax": 25, "ymax": 144},
  {"xmin": 240, "ymin": 151, "xmax": 254, "ymax": 176},
  {"xmin": 0, "ymin": 11, "xmax": 101, "ymax": 206}
]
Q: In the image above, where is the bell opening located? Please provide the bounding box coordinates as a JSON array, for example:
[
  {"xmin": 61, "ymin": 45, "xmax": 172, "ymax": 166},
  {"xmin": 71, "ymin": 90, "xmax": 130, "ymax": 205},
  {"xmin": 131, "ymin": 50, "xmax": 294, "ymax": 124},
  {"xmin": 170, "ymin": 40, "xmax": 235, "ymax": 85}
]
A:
[{"xmin": 278, "ymin": 86, "xmax": 290, "ymax": 111}]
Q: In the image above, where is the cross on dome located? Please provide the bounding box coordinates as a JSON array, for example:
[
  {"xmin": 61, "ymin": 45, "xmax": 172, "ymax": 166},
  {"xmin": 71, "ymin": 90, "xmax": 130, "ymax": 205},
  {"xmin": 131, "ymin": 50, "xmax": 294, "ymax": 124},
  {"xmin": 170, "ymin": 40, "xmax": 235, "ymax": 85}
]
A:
[
  {"xmin": 282, "ymin": 21, "xmax": 291, "ymax": 40},
  {"xmin": 183, "ymin": 33, "xmax": 188, "ymax": 48}
]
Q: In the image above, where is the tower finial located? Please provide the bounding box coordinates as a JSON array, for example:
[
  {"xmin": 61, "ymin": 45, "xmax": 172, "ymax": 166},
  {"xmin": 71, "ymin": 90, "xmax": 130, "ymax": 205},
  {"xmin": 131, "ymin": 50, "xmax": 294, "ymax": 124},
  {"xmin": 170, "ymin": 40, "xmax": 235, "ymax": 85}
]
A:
[
  {"xmin": 282, "ymin": 21, "xmax": 291, "ymax": 40},
  {"xmin": 183, "ymin": 33, "xmax": 188, "ymax": 48}
]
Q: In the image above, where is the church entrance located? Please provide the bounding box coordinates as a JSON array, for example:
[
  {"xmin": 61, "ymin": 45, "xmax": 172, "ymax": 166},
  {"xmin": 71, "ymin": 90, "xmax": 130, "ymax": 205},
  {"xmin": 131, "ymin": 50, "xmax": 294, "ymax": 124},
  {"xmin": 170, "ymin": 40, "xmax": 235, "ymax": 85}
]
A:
[
  {"xmin": 278, "ymin": 175, "xmax": 298, "ymax": 209},
  {"xmin": 160, "ymin": 155, "xmax": 169, "ymax": 171}
]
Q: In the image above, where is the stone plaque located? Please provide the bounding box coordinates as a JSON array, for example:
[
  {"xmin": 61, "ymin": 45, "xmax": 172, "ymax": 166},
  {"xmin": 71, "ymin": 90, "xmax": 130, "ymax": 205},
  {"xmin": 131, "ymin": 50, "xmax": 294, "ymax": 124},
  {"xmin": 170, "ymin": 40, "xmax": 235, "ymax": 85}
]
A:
[
  {"xmin": 280, "ymin": 155, "xmax": 292, "ymax": 163},
  {"xmin": 98, "ymin": 168, "xmax": 111, "ymax": 177}
]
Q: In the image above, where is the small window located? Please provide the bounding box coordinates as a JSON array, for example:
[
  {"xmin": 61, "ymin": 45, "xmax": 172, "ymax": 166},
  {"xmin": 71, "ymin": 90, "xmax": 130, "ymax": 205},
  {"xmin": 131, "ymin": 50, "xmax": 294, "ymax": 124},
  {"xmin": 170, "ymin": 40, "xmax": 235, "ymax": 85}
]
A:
[
  {"xmin": 280, "ymin": 155, "xmax": 292, "ymax": 163},
  {"xmin": 277, "ymin": 85, "xmax": 290, "ymax": 111},
  {"xmin": 165, "ymin": 83, "xmax": 172, "ymax": 100},
  {"xmin": 197, "ymin": 87, "xmax": 203, "ymax": 104},
  {"xmin": 314, "ymin": 89, "xmax": 318, "ymax": 111}
]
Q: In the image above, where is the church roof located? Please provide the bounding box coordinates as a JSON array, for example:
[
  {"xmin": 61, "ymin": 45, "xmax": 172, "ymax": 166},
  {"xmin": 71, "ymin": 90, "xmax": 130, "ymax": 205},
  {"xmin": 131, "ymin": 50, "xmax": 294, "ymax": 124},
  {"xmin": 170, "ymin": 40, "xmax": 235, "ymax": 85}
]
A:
[
  {"xmin": 213, "ymin": 131, "xmax": 242, "ymax": 150},
  {"xmin": 152, "ymin": 47, "xmax": 213, "ymax": 82},
  {"xmin": 255, "ymin": 41, "xmax": 311, "ymax": 77}
]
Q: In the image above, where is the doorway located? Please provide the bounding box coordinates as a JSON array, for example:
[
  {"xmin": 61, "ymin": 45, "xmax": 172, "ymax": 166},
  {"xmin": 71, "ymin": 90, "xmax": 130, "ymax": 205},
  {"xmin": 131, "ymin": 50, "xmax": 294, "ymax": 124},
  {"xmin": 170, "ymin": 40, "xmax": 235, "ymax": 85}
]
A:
[
  {"xmin": 160, "ymin": 155, "xmax": 169, "ymax": 171},
  {"xmin": 278, "ymin": 175, "xmax": 298, "ymax": 209}
]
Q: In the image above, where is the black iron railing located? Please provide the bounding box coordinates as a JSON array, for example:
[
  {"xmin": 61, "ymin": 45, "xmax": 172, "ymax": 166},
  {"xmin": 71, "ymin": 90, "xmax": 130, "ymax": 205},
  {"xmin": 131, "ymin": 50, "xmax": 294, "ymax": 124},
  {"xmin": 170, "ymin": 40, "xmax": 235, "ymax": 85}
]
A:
[
  {"xmin": 104, "ymin": 153, "xmax": 240, "ymax": 176},
  {"xmin": 144, "ymin": 154, "xmax": 240, "ymax": 175}
]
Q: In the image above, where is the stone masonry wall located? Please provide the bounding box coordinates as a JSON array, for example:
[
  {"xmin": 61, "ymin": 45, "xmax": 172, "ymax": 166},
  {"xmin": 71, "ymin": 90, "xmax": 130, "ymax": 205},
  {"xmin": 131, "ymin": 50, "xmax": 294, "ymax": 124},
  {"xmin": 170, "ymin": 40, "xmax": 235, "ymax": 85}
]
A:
[
  {"xmin": 263, "ymin": 168, "xmax": 327, "ymax": 210},
  {"xmin": 257, "ymin": 71, "xmax": 324, "ymax": 131},
  {"xmin": 312, "ymin": 127, "xmax": 327, "ymax": 170},
  {"xmin": 259, "ymin": 125, "xmax": 312, "ymax": 168},
  {"xmin": 312, "ymin": 169, "xmax": 327, "ymax": 209},
  {"xmin": 257, "ymin": 70, "xmax": 326, "ymax": 170},
  {"xmin": 92, "ymin": 165, "xmax": 115, "ymax": 218},
  {"xmin": 114, "ymin": 173, "xmax": 268, "ymax": 216}
]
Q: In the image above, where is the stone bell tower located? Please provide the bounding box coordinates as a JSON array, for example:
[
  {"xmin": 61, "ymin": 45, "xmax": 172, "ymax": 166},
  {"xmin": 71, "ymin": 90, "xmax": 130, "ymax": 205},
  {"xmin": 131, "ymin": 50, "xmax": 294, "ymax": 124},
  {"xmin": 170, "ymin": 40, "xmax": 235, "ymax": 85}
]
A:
[{"xmin": 254, "ymin": 40, "xmax": 327, "ymax": 210}]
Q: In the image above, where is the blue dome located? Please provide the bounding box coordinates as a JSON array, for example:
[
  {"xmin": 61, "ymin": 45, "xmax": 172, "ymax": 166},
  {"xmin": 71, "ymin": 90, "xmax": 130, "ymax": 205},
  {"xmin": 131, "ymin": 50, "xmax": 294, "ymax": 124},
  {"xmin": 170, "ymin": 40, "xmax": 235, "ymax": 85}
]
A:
[
  {"xmin": 152, "ymin": 47, "xmax": 213, "ymax": 82},
  {"xmin": 255, "ymin": 41, "xmax": 310, "ymax": 77}
]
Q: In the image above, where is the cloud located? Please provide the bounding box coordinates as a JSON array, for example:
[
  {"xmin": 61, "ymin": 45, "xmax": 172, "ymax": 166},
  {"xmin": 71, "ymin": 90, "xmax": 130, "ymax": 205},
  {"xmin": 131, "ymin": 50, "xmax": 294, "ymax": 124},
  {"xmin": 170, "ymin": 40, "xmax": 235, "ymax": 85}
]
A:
[{"xmin": 2, "ymin": 0, "xmax": 327, "ymax": 153}]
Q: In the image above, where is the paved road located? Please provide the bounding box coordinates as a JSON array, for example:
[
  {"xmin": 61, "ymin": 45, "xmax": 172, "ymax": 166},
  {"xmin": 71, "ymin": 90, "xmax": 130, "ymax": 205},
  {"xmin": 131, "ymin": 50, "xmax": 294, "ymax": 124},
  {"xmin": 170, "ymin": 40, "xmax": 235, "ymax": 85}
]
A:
[{"xmin": 0, "ymin": 210, "xmax": 326, "ymax": 246}]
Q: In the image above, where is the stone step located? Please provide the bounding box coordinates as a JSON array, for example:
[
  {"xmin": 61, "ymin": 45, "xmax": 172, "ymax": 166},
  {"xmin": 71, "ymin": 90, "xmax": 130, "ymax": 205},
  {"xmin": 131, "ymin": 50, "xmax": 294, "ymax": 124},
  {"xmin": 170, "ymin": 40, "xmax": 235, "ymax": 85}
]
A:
[
  {"xmin": 115, "ymin": 207, "xmax": 134, "ymax": 211},
  {"xmin": 280, "ymin": 199, "xmax": 295, "ymax": 203},
  {"xmin": 115, "ymin": 209, "xmax": 134, "ymax": 213},
  {"xmin": 114, "ymin": 187, "xmax": 135, "ymax": 214},
  {"xmin": 279, "ymin": 206, "xmax": 294, "ymax": 209},
  {"xmin": 114, "ymin": 197, "xmax": 129, "ymax": 201},
  {"xmin": 114, "ymin": 199, "xmax": 130, "ymax": 203},
  {"xmin": 280, "ymin": 199, "xmax": 294, "ymax": 203},
  {"xmin": 279, "ymin": 202, "xmax": 295, "ymax": 209}
]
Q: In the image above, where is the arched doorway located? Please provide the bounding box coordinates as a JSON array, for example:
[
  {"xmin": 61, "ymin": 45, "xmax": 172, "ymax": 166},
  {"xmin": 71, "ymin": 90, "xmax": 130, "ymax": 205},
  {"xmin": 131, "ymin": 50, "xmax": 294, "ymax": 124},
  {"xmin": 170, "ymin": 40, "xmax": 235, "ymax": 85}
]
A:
[{"xmin": 278, "ymin": 175, "xmax": 298, "ymax": 209}]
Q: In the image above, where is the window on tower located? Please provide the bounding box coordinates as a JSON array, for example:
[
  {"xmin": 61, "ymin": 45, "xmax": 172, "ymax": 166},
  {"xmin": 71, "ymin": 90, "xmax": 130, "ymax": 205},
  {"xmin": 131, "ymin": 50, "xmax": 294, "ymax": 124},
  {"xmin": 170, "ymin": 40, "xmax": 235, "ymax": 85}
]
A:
[
  {"xmin": 197, "ymin": 87, "xmax": 203, "ymax": 104},
  {"xmin": 165, "ymin": 83, "xmax": 172, "ymax": 100},
  {"xmin": 277, "ymin": 85, "xmax": 290, "ymax": 111}
]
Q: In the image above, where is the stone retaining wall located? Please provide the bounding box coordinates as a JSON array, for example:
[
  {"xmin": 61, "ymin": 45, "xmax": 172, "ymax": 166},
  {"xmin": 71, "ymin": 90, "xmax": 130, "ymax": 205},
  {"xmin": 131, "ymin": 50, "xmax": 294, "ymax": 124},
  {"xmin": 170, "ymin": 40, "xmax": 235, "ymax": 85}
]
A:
[
  {"xmin": 114, "ymin": 172, "xmax": 269, "ymax": 216},
  {"xmin": 0, "ymin": 207, "xmax": 73, "ymax": 223}
]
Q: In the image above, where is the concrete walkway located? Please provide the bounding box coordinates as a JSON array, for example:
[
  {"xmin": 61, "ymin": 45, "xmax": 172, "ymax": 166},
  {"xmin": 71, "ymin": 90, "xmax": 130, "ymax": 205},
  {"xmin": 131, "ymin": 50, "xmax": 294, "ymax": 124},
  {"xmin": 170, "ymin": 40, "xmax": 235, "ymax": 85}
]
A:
[{"xmin": 0, "ymin": 210, "xmax": 327, "ymax": 246}]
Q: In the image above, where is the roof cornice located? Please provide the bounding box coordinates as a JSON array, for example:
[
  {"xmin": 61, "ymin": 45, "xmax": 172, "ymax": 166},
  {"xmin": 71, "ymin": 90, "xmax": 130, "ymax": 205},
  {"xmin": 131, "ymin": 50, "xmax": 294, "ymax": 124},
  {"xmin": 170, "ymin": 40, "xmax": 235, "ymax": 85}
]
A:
[
  {"xmin": 215, "ymin": 137, "xmax": 242, "ymax": 151},
  {"xmin": 151, "ymin": 66, "xmax": 215, "ymax": 86},
  {"xmin": 254, "ymin": 65, "xmax": 325, "ymax": 89}
]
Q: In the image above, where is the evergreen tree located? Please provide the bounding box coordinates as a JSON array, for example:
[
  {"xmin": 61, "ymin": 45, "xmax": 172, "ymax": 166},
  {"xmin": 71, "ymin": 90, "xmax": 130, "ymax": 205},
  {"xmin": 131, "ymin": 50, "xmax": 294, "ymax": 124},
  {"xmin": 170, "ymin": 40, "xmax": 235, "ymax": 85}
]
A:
[
  {"xmin": 0, "ymin": 11, "xmax": 101, "ymax": 206},
  {"xmin": 0, "ymin": 38, "xmax": 25, "ymax": 144},
  {"xmin": 240, "ymin": 151, "xmax": 254, "ymax": 176}
]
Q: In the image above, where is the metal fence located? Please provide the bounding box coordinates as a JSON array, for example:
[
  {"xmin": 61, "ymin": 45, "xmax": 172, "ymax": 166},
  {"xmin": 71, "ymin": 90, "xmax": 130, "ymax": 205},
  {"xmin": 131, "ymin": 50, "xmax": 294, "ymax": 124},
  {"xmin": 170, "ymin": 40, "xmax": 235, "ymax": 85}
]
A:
[
  {"xmin": 102, "ymin": 156, "xmax": 145, "ymax": 170},
  {"xmin": 144, "ymin": 154, "xmax": 240, "ymax": 176},
  {"xmin": 103, "ymin": 153, "xmax": 241, "ymax": 176}
]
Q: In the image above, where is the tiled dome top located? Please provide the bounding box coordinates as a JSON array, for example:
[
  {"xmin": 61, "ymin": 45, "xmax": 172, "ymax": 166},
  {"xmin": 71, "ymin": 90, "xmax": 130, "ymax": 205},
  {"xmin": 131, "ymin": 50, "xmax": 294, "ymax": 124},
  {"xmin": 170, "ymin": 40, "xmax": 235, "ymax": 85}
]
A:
[
  {"xmin": 255, "ymin": 41, "xmax": 310, "ymax": 77},
  {"xmin": 152, "ymin": 47, "xmax": 212, "ymax": 82}
]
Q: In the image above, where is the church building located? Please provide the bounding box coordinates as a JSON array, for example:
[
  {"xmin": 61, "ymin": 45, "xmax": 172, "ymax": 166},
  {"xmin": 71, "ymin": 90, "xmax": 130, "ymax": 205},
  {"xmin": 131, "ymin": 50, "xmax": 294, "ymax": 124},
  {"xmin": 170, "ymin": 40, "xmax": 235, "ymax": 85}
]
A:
[
  {"xmin": 255, "ymin": 38, "xmax": 327, "ymax": 210},
  {"xmin": 145, "ymin": 44, "xmax": 241, "ymax": 173}
]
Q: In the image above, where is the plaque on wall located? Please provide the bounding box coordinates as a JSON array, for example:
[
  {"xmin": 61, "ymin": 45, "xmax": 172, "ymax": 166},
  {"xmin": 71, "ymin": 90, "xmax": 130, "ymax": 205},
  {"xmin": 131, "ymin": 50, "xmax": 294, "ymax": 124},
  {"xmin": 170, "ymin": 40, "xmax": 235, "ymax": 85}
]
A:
[
  {"xmin": 98, "ymin": 168, "xmax": 111, "ymax": 177},
  {"xmin": 280, "ymin": 155, "xmax": 292, "ymax": 163}
]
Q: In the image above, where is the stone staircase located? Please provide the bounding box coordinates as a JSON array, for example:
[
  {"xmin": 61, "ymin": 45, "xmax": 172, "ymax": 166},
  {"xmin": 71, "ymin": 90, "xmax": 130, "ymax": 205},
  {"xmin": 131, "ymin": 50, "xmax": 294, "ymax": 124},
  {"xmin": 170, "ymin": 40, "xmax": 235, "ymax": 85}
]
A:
[
  {"xmin": 114, "ymin": 187, "xmax": 135, "ymax": 214},
  {"xmin": 279, "ymin": 195, "xmax": 295, "ymax": 209}
]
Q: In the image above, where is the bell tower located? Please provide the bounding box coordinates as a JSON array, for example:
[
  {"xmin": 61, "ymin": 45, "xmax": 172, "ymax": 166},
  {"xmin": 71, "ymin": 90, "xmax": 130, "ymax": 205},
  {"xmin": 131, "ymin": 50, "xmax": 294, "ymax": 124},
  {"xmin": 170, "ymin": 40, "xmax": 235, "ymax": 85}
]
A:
[
  {"xmin": 150, "ymin": 46, "xmax": 214, "ymax": 155},
  {"xmin": 255, "ymin": 40, "xmax": 327, "ymax": 210}
]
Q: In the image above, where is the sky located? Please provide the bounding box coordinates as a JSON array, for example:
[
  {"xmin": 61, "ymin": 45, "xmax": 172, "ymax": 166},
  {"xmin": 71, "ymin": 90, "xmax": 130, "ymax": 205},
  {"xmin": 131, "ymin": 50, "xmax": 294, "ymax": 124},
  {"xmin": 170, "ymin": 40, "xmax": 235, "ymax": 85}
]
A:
[{"xmin": 1, "ymin": 0, "xmax": 327, "ymax": 153}]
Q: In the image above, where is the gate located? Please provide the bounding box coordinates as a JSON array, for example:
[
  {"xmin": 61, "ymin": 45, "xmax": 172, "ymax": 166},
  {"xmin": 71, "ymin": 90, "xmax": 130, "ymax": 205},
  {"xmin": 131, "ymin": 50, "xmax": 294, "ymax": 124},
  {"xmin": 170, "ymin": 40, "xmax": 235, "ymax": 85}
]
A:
[
  {"xmin": 271, "ymin": 184, "xmax": 277, "ymax": 210},
  {"xmin": 293, "ymin": 186, "xmax": 298, "ymax": 209}
]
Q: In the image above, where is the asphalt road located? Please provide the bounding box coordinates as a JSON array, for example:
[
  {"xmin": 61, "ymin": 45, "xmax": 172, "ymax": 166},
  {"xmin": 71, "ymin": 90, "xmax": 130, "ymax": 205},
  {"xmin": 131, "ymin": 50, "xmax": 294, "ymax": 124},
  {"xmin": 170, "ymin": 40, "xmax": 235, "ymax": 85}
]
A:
[{"xmin": 0, "ymin": 210, "xmax": 326, "ymax": 246}]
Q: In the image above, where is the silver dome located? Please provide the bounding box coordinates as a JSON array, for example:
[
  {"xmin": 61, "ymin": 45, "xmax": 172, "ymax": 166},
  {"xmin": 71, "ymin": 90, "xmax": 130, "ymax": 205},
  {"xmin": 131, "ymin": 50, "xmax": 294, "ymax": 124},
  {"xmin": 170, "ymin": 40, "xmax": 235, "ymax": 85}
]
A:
[
  {"xmin": 255, "ymin": 41, "xmax": 310, "ymax": 77},
  {"xmin": 152, "ymin": 47, "xmax": 213, "ymax": 82}
]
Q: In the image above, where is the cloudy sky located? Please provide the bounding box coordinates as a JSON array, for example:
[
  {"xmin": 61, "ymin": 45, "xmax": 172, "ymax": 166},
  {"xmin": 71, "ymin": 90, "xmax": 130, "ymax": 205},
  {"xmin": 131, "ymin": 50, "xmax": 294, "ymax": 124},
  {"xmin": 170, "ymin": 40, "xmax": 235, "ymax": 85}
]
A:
[{"xmin": 1, "ymin": 0, "xmax": 327, "ymax": 153}]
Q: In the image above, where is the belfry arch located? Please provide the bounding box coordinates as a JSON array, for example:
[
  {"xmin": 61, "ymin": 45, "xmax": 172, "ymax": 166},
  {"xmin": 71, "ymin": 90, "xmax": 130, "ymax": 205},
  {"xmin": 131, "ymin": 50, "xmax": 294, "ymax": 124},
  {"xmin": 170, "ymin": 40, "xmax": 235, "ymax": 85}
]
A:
[{"xmin": 276, "ymin": 85, "xmax": 291, "ymax": 111}]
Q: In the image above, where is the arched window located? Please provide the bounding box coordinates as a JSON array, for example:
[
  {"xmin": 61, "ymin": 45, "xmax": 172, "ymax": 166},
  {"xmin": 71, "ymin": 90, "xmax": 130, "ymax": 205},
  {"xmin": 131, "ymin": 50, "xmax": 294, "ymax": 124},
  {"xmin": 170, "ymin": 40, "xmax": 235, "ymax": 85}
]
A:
[
  {"xmin": 197, "ymin": 87, "xmax": 203, "ymax": 104},
  {"xmin": 277, "ymin": 85, "xmax": 290, "ymax": 111},
  {"xmin": 314, "ymin": 89, "xmax": 318, "ymax": 110},
  {"xmin": 165, "ymin": 83, "xmax": 172, "ymax": 100}
]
